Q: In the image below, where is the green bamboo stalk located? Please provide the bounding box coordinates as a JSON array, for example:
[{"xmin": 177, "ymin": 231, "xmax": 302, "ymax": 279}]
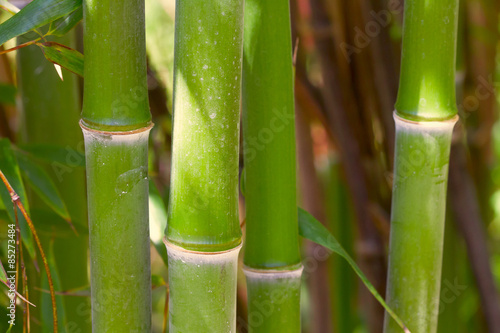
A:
[
  {"xmin": 323, "ymin": 157, "xmax": 357, "ymax": 333},
  {"xmin": 242, "ymin": 0, "xmax": 302, "ymax": 331},
  {"xmin": 81, "ymin": 0, "xmax": 152, "ymax": 331},
  {"xmin": 384, "ymin": 1, "xmax": 459, "ymax": 332},
  {"xmin": 17, "ymin": 30, "xmax": 90, "ymax": 332},
  {"xmin": 164, "ymin": 0, "xmax": 244, "ymax": 331}
]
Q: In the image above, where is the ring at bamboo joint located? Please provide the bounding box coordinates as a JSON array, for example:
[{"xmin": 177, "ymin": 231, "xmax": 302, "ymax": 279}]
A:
[{"xmin": 393, "ymin": 111, "xmax": 459, "ymax": 132}]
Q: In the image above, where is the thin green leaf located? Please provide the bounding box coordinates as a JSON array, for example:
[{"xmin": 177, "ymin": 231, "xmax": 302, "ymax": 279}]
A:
[
  {"xmin": 30, "ymin": 209, "xmax": 87, "ymax": 238},
  {"xmin": 0, "ymin": 258, "xmax": 6, "ymax": 282},
  {"xmin": 0, "ymin": 139, "xmax": 35, "ymax": 259},
  {"xmin": 149, "ymin": 180, "xmax": 168, "ymax": 267},
  {"xmin": 298, "ymin": 208, "xmax": 410, "ymax": 333},
  {"xmin": 37, "ymin": 41, "xmax": 83, "ymax": 77},
  {"xmin": 0, "ymin": 84, "xmax": 16, "ymax": 105},
  {"xmin": 17, "ymin": 144, "xmax": 85, "ymax": 168},
  {"xmin": 48, "ymin": 7, "xmax": 83, "ymax": 37},
  {"xmin": 15, "ymin": 151, "xmax": 71, "ymax": 222},
  {"xmin": 0, "ymin": 0, "xmax": 81, "ymax": 46},
  {"xmin": 152, "ymin": 274, "xmax": 166, "ymax": 289}
]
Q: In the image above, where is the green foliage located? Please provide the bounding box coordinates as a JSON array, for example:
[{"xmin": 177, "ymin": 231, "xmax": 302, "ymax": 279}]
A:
[
  {"xmin": 18, "ymin": 144, "xmax": 85, "ymax": 168},
  {"xmin": 38, "ymin": 42, "xmax": 83, "ymax": 77},
  {"xmin": 0, "ymin": 0, "xmax": 81, "ymax": 46},
  {"xmin": 15, "ymin": 151, "xmax": 71, "ymax": 222},
  {"xmin": 0, "ymin": 139, "xmax": 35, "ymax": 259},
  {"xmin": 298, "ymin": 208, "xmax": 409, "ymax": 333},
  {"xmin": 29, "ymin": 209, "xmax": 87, "ymax": 238},
  {"xmin": 48, "ymin": 6, "xmax": 83, "ymax": 37}
]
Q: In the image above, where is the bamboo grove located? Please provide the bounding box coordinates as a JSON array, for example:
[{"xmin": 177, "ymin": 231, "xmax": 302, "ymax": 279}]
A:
[{"xmin": 0, "ymin": 0, "xmax": 499, "ymax": 332}]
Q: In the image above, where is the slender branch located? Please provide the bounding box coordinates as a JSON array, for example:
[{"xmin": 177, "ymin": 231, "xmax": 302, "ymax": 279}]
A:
[
  {"xmin": 0, "ymin": 39, "xmax": 40, "ymax": 55},
  {"xmin": 0, "ymin": 169, "xmax": 58, "ymax": 333}
]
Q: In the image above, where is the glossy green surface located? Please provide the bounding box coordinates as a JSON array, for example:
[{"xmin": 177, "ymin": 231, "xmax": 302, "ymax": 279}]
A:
[
  {"xmin": 82, "ymin": 0, "xmax": 151, "ymax": 130},
  {"xmin": 395, "ymin": 0, "xmax": 459, "ymax": 121},
  {"xmin": 166, "ymin": 0, "xmax": 244, "ymax": 252},
  {"xmin": 167, "ymin": 245, "xmax": 239, "ymax": 332},
  {"xmin": 324, "ymin": 160, "xmax": 356, "ymax": 333},
  {"xmin": 83, "ymin": 132, "xmax": 152, "ymax": 332},
  {"xmin": 245, "ymin": 273, "xmax": 302, "ymax": 332},
  {"xmin": 82, "ymin": 1, "xmax": 153, "ymax": 330},
  {"xmin": 384, "ymin": 122, "xmax": 454, "ymax": 333},
  {"xmin": 386, "ymin": 1, "xmax": 460, "ymax": 331},
  {"xmin": 17, "ymin": 31, "xmax": 90, "ymax": 332},
  {"xmin": 242, "ymin": 0, "xmax": 301, "ymax": 269}
]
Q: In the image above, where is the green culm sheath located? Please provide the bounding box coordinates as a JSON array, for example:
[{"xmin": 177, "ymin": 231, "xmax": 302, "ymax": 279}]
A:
[
  {"xmin": 81, "ymin": 126, "xmax": 152, "ymax": 332},
  {"xmin": 242, "ymin": 0, "xmax": 303, "ymax": 331},
  {"xmin": 165, "ymin": 0, "xmax": 244, "ymax": 331},
  {"xmin": 244, "ymin": 269, "xmax": 303, "ymax": 332},
  {"xmin": 166, "ymin": 243, "xmax": 241, "ymax": 332},
  {"xmin": 384, "ymin": 0, "xmax": 459, "ymax": 332},
  {"xmin": 385, "ymin": 116, "xmax": 457, "ymax": 333},
  {"xmin": 82, "ymin": 0, "xmax": 152, "ymax": 331}
]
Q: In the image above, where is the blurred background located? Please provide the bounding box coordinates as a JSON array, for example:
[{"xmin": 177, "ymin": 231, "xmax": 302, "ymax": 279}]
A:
[{"xmin": 0, "ymin": 0, "xmax": 499, "ymax": 332}]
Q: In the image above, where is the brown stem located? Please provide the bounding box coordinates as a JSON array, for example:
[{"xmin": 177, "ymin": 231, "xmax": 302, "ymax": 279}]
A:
[
  {"xmin": 309, "ymin": 1, "xmax": 386, "ymax": 331},
  {"xmin": 449, "ymin": 131, "xmax": 500, "ymax": 333},
  {"xmin": 0, "ymin": 39, "xmax": 39, "ymax": 55},
  {"xmin": 296, "ymin": 106, "xmax": 333, "ymax": 333},
  {"xmin": 0, "ymin": 170, "xmax": 58, "ymax": 333}
]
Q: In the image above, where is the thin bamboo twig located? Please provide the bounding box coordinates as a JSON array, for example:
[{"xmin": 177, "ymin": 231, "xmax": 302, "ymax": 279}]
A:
[
  {"xmin": 0, "ymin": 39, "xmax": 39, "ymax": 55},
  {"xmin": 0, "ymin": 169, "xmax": 58, "ymax": 333}
]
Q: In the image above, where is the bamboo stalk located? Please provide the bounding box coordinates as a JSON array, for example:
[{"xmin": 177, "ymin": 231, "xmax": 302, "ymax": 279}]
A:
[
  {"xmin": 164, "ymin": 0, "xmax": 244, "ymax": 331},
  {"xmin": 324, "ymin": 157, "xmax": 357, "ymax": 333},
  {"xmin": 384, "ymin": 1, "xmax": 459, "ymax": 332},
  {"xmin": 81, "ymin": 0, "xmax": 152, "ymax": 331},
  {"xmin": 17, "ymin": 30, "xmax": 90, "ymax": 332},
  {"xmin": 242, "ymin": 0, "xmax": 303, "ymax": 331}
]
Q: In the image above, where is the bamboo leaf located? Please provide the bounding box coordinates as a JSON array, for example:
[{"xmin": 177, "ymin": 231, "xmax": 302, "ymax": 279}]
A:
[
  {"xmin": 30, "ymin": 209, "xmax": 87, "ymax": 238},
  {"xmin": 149, "ymin": 180, "xmax": 168, "ymax": 267},
  {"xmin": 48, "ymin": 7, "xmax": 83, "ymax": 37},
  {"xmin": 18, "ymin": 144, "xmax": 85, "ymax": 167},
  {"xmin": 0, "ymin": 139, "xmax": 35, "ymax": 259},
  {"xmin": 0, "ymin": 0, "xmax": 82, "ymax": 46},
  {"xmin": 298, "ymin": 208, "xmax": 410, "ymax": 333},
  {"xmin": 0, "ymin": 258, "xmax": 7, "ymax": 282},
  {"xmin": 15, "ymin": 152, "xmax": 71, "ymax": 222},
  {"xmin": 38, "ymin": 42, "xmax": 83, "ymax": 77},
  {"xmin": 151, "ymin": 274, "xmax": 166, "ymax": 289}
]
